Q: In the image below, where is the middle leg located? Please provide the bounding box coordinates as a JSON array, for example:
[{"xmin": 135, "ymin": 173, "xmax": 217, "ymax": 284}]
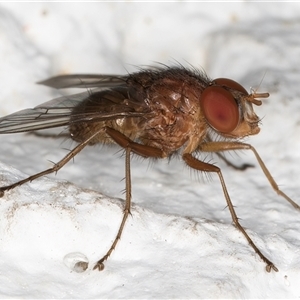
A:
[{"xmin": 93, "ymin": 127, "xmax": 164, "ymax": 270}]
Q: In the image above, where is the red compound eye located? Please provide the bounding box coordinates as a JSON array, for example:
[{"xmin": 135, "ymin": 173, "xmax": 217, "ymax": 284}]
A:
[
  {"xmin": 214, "ymin": 78, "xmax": 248, "ymax": 95},
  {"xmin": 200, "ymin": 85, "xmax": 239, "ymax": 133}
]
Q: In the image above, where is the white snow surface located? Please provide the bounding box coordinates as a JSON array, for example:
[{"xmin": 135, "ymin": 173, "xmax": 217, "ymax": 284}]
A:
[{"xmin": 0, "ymin": 2, "xmax": 300, "ymax": 298}]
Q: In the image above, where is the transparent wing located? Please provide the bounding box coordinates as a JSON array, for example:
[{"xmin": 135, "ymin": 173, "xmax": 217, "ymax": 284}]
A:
[
  {"xmin": 0, "ymin": 90, "xmax": 91, "ymax": 133},
  {"xmin": 0, "ymin": 86, "xmax": 149, "ymax": 134},
  {"xmin": 38, "ymin": 74, "xmax": 128, "ymax": 89}
]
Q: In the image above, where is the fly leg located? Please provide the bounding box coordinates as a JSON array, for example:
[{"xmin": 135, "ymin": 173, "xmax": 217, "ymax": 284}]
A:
[
  {"xmin": 215, "ymin": 152, "xmax": 254, "ymax": 171},
  {"xmin": 93, "ymin": 126, "xmax": 164, "ymax": 271},
  {"xmin": 206, "ymin": 136, "xmax": 253, "ymax": 171},
  {"xmin": 0, "ymin": 130, "xmax": 102, "ymax": 197},
  {"xmin": 182, "ymin": 152, "xmax": 278, "ymax": 273},
  {"xmin": 200, "ymin": 141, "xmax": 299, "ymax": 210}
]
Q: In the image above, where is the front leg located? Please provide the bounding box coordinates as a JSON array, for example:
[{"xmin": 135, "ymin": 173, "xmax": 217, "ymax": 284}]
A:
[
  {"xmin": 206, "ymin": 136, "xmax": 253, "ymax": 171},
  {"xmin": 199, "ymin": 141, "xmax": 299, "ymax": 209},
  {"xmin": 215, "ymin": 152, "xmax": 254, "ymax": 171},
  {"xmin": 182, "ymin": 152, "xmax": 278, "ymax": 273}
]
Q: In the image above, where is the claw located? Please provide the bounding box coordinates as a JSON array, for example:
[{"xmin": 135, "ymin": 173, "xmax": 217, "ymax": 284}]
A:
[
  {"xmin": 93, "ymin": 262, "xmax": 105, "ymax": 271},
  {"xmin": 266, "ymin": 263, "xmax": 278, "ymax": 273}
]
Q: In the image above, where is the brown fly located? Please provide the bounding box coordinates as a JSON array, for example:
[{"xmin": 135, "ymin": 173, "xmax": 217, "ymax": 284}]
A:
[{"xmin": 0, "ymin": 65, "xmax": 298, "ymax": 272}]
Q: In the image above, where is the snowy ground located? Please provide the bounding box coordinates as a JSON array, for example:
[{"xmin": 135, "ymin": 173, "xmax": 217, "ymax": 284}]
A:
[{"xmin": 0, "ymin": 2, "xmax": 300, "ymax": 298}]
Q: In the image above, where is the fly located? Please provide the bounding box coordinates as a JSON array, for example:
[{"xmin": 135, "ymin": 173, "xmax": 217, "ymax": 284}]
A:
[{"xmin": 0, "ymin": 65, "xmax": 298, "ymax": 272}]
